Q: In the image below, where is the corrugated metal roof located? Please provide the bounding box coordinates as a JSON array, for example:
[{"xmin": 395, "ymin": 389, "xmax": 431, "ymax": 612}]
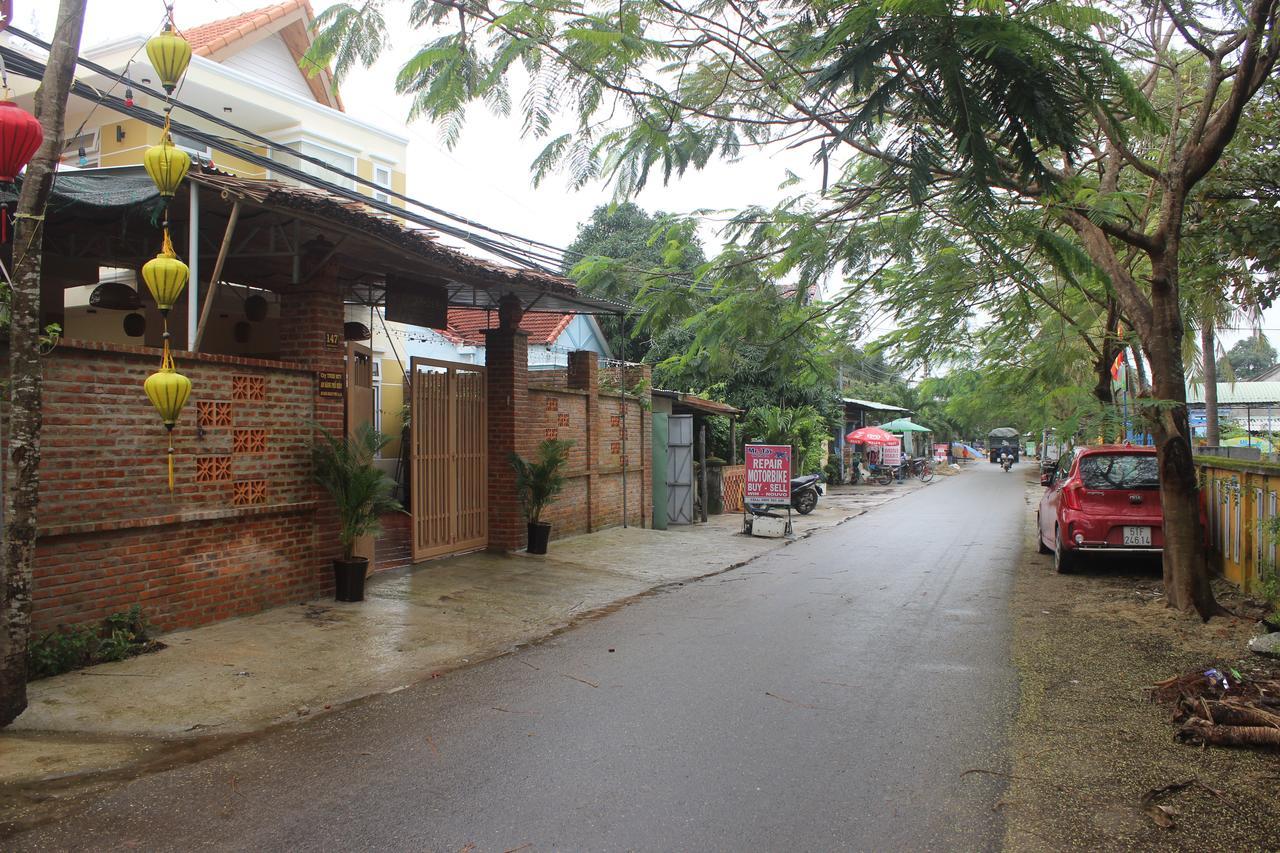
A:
[
  {"xmin": 1186, "ymin": 382, "xmax": 1280, "ymax": 405},
  {"xmin": 842, "ymin": 397, "xmax": 910, "ymax": 412}
]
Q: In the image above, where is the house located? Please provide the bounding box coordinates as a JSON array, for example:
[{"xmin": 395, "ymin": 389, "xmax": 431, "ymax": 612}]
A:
[
  {"xmin": 1, "ymin": 10, "xmax": 647, "ymax": 637},
  {"xmin": 1187, "ymin": 382, "xmax": 1280, "ymax": 437}
]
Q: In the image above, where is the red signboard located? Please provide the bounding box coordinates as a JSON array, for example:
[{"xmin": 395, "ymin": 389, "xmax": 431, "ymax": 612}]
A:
[
  {"xmin": 881, "ymin": 443, "xmax": 902, "ymax": 466},
  {"xmin": 934, "ymin": 443, "xmax": 949, "ymax": 462},
  {"xmin": 745, "ymin": 444, "xmax": 792, "ymax": 503}
]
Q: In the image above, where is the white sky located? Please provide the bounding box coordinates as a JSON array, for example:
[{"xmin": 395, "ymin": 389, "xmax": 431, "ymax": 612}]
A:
[{"xmin": 23, "ymin": 0, "xmax": 1278, "ymax": 351}]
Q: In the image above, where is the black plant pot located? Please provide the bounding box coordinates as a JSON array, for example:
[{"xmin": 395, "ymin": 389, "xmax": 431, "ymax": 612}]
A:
[
  {"xmin": 527, "ymin": 521, "xmax": 552, "ymax": 555},
  {"xmin": 333, "ymin": 557, "xmax": 369, "ymax": 602}
]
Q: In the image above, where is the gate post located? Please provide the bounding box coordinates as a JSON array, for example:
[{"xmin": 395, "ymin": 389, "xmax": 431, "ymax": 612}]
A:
[{"xmin": 484, "ymin": 295, "xmax": 530, "ymax": 550}]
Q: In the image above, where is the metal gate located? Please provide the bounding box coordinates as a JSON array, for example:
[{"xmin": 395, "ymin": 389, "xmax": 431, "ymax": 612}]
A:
[
  {"xmin": 667, "ymin": 414, "xmax": 694, "ymax": 525},
  {"xmin": 346, "ymin": 342, "xmax": 375, "ymax": 563},
  {"xmin": 410, "ymin": 357, "xmax": 487, "ymax": 561}
]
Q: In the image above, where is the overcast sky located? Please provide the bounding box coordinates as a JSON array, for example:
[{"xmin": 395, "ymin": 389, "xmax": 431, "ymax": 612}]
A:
[{"xmin": 24, "ymin": 0, "xmax": 1278, "ymax": 353}]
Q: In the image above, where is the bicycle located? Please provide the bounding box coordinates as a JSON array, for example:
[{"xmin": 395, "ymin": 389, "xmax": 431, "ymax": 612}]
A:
[{"xmin": 910, "ymin": 457, "xmax": 936, "ymax": 483}]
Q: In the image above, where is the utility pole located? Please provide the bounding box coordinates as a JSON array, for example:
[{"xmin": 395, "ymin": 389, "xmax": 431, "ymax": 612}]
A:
[{"xmin": 1, "ymin": 0, "xmax": 87, "ymax": 728}]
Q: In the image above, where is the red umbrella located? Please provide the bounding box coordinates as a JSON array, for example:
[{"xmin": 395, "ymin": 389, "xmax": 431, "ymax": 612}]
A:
[{"xmin": 846, "ymin": 426, "xmax": 899, "ymax": 446}]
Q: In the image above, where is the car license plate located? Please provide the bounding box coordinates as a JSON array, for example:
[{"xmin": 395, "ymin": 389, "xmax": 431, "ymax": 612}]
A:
[{"xmin": 1123, "ymin": 526, "xmax": 1152, "ymax": 546}]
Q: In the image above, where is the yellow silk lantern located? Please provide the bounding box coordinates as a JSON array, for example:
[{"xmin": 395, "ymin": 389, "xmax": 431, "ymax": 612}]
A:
[
  {"xmin": 143, "ymin": 135, "xmax": 190, "ymax": 197},
  {"xmin": 146, "ymin": 24, "xmax": 192, "ymax": 94},
  {"xmin": 144, "ymin": 350, "xmax": 192, "ymax": 492},
  {"xmin": 141, "ymin": 237, "xmax": 189, "ymax": 313}
]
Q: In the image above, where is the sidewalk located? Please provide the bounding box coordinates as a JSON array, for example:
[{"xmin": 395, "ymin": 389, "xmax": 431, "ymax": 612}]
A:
[{"xmin": 0, "ymin": 477, "xmax": 938, "ymax": 788}]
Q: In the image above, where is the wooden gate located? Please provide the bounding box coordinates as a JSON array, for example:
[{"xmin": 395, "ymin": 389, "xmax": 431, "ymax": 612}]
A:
[{"xmin": 410, "ymin": 357, "xmax": 487, "ymax": 560}]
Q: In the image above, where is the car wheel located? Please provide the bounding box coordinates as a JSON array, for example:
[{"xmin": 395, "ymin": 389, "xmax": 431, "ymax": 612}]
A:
[
  {"xmin": 793, "ymin": 488, "xmax": 817, "ymax": 515},
  {"xmin": 1037, "ymin": 514, "xmax": 1052, "ymax": 554},
  {"xmin": 1054, "ymin": 528, "xmax": 1076, "ymax": 574}
]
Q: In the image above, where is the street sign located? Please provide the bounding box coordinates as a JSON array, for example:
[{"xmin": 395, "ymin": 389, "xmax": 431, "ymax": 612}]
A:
[
  {"xmin": 882, "ymin": 443, "xmax": 902, "ymax": 466},
  {"xmin": 744, "ymin": 444, "xmax": 791, "ymax": 504}
]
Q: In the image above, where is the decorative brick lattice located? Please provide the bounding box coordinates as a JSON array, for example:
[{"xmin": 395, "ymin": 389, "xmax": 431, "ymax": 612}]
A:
[
  {"xmin": 558, "ymin": 413, "xmax": 570, "ymax": 427},
  {"xmin": 546, "ymin": 397, "xmax": 558, "ymax": 411},
  {"xmin": 197, "ymin": 401, "xmax": 233, "ymax": 428},
  {"xmin": 610, "ymin": 415, "xmax": 621, "ymax": 428},
  {"xmin": 545, "ymin": 428, "xmax": 559, "ymax": 440},
  {"xmin": 231, "ymin": 480, "xmax": 267, "ymax": 506},
  {"xmin": 233, "ymin": 428, "xmax": 268, "ymax": 454},
  {"xmin": 231, "ymin": 375, "xmax": 266, "ymax": 402},
  {"xmin": 194, "ymin": 456, "xmax": 232, "ymax": 483},
  {"xmin": 611, "ymin": 441, "xmax": 621, "ymax": 455}
]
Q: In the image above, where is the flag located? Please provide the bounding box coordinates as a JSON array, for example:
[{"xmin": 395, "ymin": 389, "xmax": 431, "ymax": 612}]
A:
[{"xmin": 1110, "ymin": 350, "xmax": 1126, "ymax": 383}]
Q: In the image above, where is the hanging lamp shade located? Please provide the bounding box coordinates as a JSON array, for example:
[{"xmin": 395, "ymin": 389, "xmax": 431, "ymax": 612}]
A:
[
  {"xmin": 0, "ymin": 101, "xmax": 43, "ymax": 182},
  {"xmin": 146, "ymin": 25, "xmax": 192, "ymax": 94},
  {"xmin": 144, "ymin": 367, "xmax": 191, "ymax": 428},
  {"xmin": 142, "ymin": 250, "xmax": 189, "ymax": 312},
  {"xmin": 143, "ymin": 136, "xmax": 190, "ymax": 196}
]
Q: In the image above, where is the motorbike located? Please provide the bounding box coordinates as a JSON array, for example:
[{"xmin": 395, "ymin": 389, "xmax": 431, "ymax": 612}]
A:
[
  {"xmin": 1000, "ymin": 452, "xmax": 1013, "ymax": 472},
  {"xmin": 790, "ymin": 473, "xmax": 823, "ymax": 515}
]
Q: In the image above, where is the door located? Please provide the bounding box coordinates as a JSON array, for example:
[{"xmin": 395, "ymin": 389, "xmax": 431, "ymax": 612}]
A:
[
  {"xmin": 346, "ymin": 342, "xmax": 375, "ymax": 563},
  {"xmin": 667, "ymin": 414, "xmax": 694, "ymax": 525},
  {"xmin": 410, "ymin": 357, "xmax": 488, "ymax": 561}
]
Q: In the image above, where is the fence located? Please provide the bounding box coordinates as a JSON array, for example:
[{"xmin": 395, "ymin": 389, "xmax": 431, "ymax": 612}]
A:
[
  {"xmin": 1196, "ymin": 454, "xmax": 1280, "ymax": 595},
  {"xmin": 722, "ymin": 464, "xmax": 746, "ymax": 512}
]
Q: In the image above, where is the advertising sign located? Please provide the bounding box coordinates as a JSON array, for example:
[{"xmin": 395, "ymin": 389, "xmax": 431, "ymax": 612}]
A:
[
  {"xmin": 881, "ymin": 443, "xmax": 902, "ymax": 466},
  {"xmin": 744, "ymin": 444, "xmax": 792, "ymax": 504},
  {"xmin": 934, "ymin": 442, "xmax": 949, "ymax": 462}
]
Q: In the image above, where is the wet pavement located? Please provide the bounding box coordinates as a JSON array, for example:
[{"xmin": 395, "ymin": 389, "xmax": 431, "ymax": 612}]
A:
[
  {"xmin": 6, "ymin": 463, "xmax": 1023, "ymax": 850},
  {"xmin": 1, "ymin": 476, "xmax": 933, "ymax": 788}
]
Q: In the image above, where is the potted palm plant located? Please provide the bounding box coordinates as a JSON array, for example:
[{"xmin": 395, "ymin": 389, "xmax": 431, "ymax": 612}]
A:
[
  {"xmin": 511, "ymin": 438, "xmax": 574, "ymax": 554},
  {"xmin": 312, "ymin": 423, "xmax": 403, "ymax": 601}
]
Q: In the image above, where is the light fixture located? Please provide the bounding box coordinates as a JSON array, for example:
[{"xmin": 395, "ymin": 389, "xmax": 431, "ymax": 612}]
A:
[
  {"xmin": 145, "ymin": 23, "xmax": 192, "ymax": 95},
  {"xmin": 124, "ymin": 87, "xmax": 134, "ymax": 108},
  {"xmin": 77, "ymin": 146, "xmax": 87, "ymax": 167},
  {"xmin": 116, "ymin": 125, "xmax": 126, "ymax": 143},
  {"xmin": 0, "ymin": 101, "xmax": 43, "ymax": 182},
  {"xmin": 141, "ymin": 245, "xmax": 189, "ymax": 313},
  {"xmin": 142, "ymin": 135, "xmax": 190, "ymax": 197}
]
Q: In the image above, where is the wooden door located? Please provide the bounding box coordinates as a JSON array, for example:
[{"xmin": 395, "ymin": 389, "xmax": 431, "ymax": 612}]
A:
[{"xmin": 410, "ymin": 357, "xmax": 488, "ymax": 561}]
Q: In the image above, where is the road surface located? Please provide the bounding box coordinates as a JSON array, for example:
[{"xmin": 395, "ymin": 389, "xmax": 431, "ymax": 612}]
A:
[{"xmin": 14, "ymin": 464, "xmax": 1026, "ymax": 851}]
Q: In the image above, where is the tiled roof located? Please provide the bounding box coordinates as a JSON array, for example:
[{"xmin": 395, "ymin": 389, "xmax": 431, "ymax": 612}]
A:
[
  {"xmin": 183, "ymin": 0, "xmax": 310, "ymax": 56},
  {"xmin": 446, "ymin": 308, "xmax": 576, "ymax": 346}
]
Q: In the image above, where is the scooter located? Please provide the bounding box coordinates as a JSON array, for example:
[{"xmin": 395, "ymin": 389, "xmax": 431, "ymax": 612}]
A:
[{"xmin": 790, "ymin": 473, "xmax": 823, "ymax": 515}]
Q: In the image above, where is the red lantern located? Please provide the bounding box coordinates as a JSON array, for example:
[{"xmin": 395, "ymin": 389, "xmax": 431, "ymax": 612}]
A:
[{"xmin": 0, "ymin": 101, "xmax": 42, "ymax": 182}]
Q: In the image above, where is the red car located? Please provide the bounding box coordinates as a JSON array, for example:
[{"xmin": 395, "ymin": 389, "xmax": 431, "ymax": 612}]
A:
[{"xmin": 1037, "ymin": 445, "xmax": 1162, "ymax": 573}]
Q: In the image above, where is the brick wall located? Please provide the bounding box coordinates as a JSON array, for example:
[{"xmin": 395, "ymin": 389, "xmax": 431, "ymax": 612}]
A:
[
  {"xmin": 17, "ymin": 268, "xmax": 348, "ymax": 634},
  {"xmin": 524, "ymin": 350, "xmax": 651, "ymax": 541}
]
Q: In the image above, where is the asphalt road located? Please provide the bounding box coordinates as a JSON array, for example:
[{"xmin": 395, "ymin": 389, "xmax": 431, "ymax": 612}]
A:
[{"xmin": 15, "ymin": 464, "xmax": 1026, "ymax": 852}]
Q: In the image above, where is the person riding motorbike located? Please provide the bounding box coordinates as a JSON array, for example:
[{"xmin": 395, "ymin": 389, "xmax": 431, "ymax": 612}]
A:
[{"xmin": 1000, "ymin": 449, "xmax": 1013, "ymax": 472}]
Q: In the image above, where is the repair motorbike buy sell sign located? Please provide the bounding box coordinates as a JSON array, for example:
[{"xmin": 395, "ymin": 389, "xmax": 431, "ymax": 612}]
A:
[{"xmin": 744, "ymin": 444, "xmax": 792, "ymax": 504}]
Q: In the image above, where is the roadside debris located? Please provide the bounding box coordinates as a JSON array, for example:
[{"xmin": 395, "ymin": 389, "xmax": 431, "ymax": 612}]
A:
[
  {"xmin": 1149, "ymin": 667, "xmax": 1280, "ymax": 749},
  {"xmin": 1139, "ymin": 778, "xmax": 1223, "ymax": 829},
  {"xmin": 1248, "ymin": 632, "xmax": 1280, "ymax": 658}
]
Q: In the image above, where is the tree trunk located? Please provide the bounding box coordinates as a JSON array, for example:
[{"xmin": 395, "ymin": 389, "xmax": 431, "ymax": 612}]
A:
[
  {"xmin": 0, "ymin": 0, "xmax": 87, "ymax": 728},
  {"xmin": 1147, "ymin": 261, "xmax": 1217, "ymax": 620},
  {"xmin": 1201, "ymin": 322, "xmax": 1219, "ymax": 446}
]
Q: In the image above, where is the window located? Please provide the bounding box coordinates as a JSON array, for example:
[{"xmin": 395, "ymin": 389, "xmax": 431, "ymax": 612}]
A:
[
  {"xmin": 275, "ymin": 140, "xmax": 356, "ymax": 191},
  {"xmin": 373, "ymin": 164, "xmax": 391, "ymax": 203},
  {"xmin": 59, "ymin": 130, "xmax": 99, "ymax": 168},
  {"xmin": 1079, "ymin": 454, "xmax": 1159, "ymax": 490},
  {"xmin": 171, "ymin": 131, "xmax": 211, "ymax": 160}
]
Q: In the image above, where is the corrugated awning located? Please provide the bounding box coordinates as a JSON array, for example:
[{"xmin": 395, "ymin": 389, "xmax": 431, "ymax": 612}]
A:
[{"xmin": 653, "ymin": 390, "xmax": 742, "ymax": 416}]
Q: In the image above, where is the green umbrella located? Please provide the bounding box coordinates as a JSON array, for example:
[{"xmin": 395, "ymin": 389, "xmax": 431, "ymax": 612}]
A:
[{"xmin": 879, "ymin": 417, "xmax": 931, "ymax": 432}]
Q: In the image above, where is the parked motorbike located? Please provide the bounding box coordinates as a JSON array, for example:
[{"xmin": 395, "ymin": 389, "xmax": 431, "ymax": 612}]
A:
[{"xmin": 790, "ymin": 473, "xmax": 823, "ymax": 514}]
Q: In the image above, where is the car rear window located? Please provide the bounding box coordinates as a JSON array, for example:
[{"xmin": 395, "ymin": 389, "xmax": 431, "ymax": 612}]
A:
[{"xmin": 1079, "ymin": 453, "xmax": 1159, "ymax": 489}]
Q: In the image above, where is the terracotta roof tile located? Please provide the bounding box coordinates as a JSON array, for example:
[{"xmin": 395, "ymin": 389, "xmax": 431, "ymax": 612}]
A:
[
  {"xmin": 447, "ymin": 308, "xmax": 575, "ymax": 346},
  {"xmin": 182, "ymin": 0, "xmax": 311, "ymax": 57}
]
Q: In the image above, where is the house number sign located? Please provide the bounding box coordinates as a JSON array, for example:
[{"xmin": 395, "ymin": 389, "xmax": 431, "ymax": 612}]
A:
[{"xmin": 317, "ymin": 371, "xmax": 344, "ymax": 398}]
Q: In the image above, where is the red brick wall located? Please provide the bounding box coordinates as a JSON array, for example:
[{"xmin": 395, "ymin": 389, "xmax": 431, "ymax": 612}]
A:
[
  {"xmin": 524, "ymin": 351, "xmax": 651, "ymax": 541},
  {"xmin": 19, "ymin": 268, "xmax": 348, "ymax": 634}
]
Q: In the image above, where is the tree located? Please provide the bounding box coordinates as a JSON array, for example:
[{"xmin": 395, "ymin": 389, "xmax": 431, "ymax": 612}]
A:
[
  {"xmin": 2, "ymin": 0, "xmax": 87, "ymax": 726},
  {"xmin": 1226, "ymin": 334, "xmax": 1279, "ymax": 379},
  {"xmin": 310, "ymin": 1, "xmax": 1280, "ymax": 618},
  {"xmin": 563, "ymin": 201, "xmax": 704, "ymax": 359}
]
